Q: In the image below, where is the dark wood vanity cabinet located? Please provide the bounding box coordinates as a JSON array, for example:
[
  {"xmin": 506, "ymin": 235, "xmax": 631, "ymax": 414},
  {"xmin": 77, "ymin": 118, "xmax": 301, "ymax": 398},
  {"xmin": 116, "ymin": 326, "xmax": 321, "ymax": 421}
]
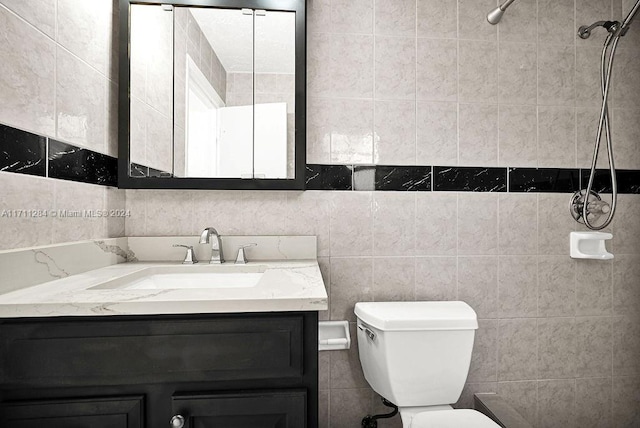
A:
[
  {"xmin": 172, "ymin": 391, "xmax": 306, "ymax": 427},
  {"xmin": 0, "ymin": 311, "xmax": 318, "ymax": 428},
  {"xmin": 1, "ymin": 396, "xmax": 144, "ymax": 428}
]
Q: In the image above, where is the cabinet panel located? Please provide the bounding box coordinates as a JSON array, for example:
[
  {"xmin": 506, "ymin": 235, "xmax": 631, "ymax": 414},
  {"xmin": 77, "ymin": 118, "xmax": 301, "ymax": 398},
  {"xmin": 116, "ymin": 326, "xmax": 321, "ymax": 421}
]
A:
[
  {"xmin": 0, "ymin": 396, "xmax": 143, "ymax": 428},
  {"xmin": 0, "ymin": 315, "xmax": 303, "ymax": 387},
  {"xmin": 172, "ymin": 390, "xmax": 306, "ymax": 428},
  {"xmin": 0, "ymin": 312, "xmax": 318, "ymax": 427}
]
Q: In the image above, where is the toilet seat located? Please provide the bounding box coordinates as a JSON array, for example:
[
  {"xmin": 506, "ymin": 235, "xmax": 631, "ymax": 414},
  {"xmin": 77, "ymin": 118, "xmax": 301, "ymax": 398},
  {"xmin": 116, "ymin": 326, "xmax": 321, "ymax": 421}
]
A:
[{"xmin": 410, "ymin": 409, "xmax": 501, "ymax": 428}]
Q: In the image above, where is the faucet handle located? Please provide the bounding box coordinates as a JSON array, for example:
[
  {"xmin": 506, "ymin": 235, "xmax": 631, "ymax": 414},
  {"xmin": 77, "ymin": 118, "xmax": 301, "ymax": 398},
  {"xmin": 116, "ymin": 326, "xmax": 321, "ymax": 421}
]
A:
[
  {"xmin": 235, "ymin": 243, "xmax": 257, "ymax": 264},
  {"xmin": 173, "ymin": 244, "xmax": 198, "ymax": 264}
]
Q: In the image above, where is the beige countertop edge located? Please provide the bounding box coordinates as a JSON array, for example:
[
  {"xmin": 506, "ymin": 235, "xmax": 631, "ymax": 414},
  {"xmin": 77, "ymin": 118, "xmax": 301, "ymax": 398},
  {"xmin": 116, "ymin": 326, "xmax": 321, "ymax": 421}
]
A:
[{"xmin": 0, "ymin": 260, "xmax": 329, "ymax": 318}]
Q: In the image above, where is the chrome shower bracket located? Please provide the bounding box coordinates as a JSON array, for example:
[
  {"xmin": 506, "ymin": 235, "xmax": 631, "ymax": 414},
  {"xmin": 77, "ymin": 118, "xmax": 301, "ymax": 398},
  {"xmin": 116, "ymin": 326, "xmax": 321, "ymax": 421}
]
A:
[
  {"xmin": 578, "ymin": 20, "xmax": 620, "ymax": 39},
  {"xmin": 569, "ymin": 190, "xmax": 611, "ymax": 225}
]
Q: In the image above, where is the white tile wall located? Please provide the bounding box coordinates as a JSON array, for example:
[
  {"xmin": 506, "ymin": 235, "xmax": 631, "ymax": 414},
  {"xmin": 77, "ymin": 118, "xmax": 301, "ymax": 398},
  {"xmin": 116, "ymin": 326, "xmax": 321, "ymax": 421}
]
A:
[
  {"xmin": 0, "ymin": 172, "xmax": 124, "ymax": 251},
  {"xmin": 126, "ymin": 190, "xmax": 640, "ymax": 426},
  {"xmin": 0, "ymin": 0, "xmax": 119, "ymax": 156},
  {"xmin": 306, "ymin": 0, "xmax": 640, "ymax": 171},
  {"xmin": 0, "ymin": 0, "xmax": 124, "ymax": 252}
]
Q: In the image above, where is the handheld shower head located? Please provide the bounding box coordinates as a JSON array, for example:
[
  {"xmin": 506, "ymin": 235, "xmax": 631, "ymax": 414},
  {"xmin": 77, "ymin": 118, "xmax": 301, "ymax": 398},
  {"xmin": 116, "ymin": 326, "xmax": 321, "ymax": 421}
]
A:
[{"xmin": 487, "ymin": 0, "xmax": 517, "ymax": 25}]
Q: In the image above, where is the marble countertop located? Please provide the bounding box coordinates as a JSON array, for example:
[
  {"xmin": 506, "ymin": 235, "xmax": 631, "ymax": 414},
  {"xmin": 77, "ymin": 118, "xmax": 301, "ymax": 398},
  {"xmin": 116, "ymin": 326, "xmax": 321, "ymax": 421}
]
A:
[{"xmin": 0, "ymin": 260, "xmax": 328, "ymax": 318}]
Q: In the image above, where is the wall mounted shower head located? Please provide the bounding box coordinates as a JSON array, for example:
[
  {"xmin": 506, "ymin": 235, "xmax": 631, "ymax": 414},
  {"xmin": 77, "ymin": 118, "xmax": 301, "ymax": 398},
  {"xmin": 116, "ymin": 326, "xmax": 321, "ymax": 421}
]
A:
[
  {"xmin": 487, "ymin": 0, "xmax": 517, "ymax": 24},
  {"xmin": 487, "ymin": 7, "xmax": 505, "ymax": 24}
]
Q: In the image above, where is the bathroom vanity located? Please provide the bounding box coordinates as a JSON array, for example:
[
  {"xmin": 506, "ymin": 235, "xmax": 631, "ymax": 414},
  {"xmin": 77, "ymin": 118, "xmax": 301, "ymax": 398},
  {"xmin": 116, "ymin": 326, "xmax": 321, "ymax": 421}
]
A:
[
  {"xmin": 0, "ymin": 236, "xmax": 327, "ymax": 428},
  {"xmin": 0, "ymin": 311, "xmax": 317, "ymax": 427}
]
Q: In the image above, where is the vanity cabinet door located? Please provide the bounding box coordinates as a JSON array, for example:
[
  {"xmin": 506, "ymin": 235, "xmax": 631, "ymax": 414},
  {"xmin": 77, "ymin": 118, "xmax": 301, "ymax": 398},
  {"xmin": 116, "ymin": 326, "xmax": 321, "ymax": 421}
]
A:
[
  {"xmin": 171, "ymin": 390, "xmax": 306, "ymax": 428},
  {"xmin": 0, "ymin": 314, "xmax": 304, "ymax": 387},
  {"xmin": 0, "ymin": 396, "xmax": 143, "ymax": 428}
]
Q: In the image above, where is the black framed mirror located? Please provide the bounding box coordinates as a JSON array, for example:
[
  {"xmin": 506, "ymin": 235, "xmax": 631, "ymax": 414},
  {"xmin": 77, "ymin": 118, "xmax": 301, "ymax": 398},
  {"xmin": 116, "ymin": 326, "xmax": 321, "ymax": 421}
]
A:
[{"xmin": 118, "ymin": 0, "xmax": 306, "ymax": 190}]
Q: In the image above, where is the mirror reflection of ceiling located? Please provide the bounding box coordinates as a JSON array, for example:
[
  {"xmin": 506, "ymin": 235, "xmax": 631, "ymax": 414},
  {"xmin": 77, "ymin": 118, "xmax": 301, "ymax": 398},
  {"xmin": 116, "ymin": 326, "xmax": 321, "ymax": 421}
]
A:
[{"xmin": 190, "ymin": 8, "xmax": 295, "ymax": 74}]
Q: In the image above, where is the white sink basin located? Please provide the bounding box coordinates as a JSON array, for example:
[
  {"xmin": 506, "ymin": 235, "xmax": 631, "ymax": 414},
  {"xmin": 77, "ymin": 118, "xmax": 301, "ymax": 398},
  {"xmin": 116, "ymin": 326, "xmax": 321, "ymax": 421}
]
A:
[
  {"xmin": 90, "ymin": 265, "xmax": 266, "ymax": 290},
  {"xmin": 122, "ymin": 272, "xmax": 264, "ymax": 290}
]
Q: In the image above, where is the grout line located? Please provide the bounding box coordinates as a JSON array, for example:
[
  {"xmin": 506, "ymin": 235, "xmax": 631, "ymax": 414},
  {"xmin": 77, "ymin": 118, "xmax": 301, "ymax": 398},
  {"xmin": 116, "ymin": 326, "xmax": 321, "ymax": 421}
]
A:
[
  {"xmin": 535, "ymin": 193, "xmax": 540, "ymax": 318},
  {"xmin": 252, "ymin": 9, "xmax": 256, "ymax": 179},
  {"xmin": 497, "ymin": 38, "xmax": 501, "ymax": 170},
  {"xmin": 535, "ymin": 0, "xmax": 540, "ymax": 169},
  {"xmin": 455, "ymin": 192, "xmax": 459, "ymax": 300},
  {"xmin": 54, "ymin": 0, "xmax": 58, "ymax": 41},
  {"xmin": 574, "ymin": 0, "xmax": 579, "ymax": 172},
  {"xmin": 431, "ymin": 165, "xmax": 434, "ymax": 191},
  {"xmin": 414, "ymin": 0, "xmax": 418, "ymax": 169},
  {"xmin": 610, "ymin": 298, "xmax": 614, "ymax": 419},
  {"xmin": 171, "ymin": 8, "xmax": 176, "ymax": 177},
  {"xmin": 0, "ymin": 3, "xmax": 55, "ymax": 43},
  {"xmin": 54, "ymin": 43, "xmax": 59, "ymax": 144},
  {"xmin": 456, "ymin": 38, "xmax": 460, "ymax": 166},
  {"xmin": 55, "ymin": 25, "xmax": 112, "ymax": 82},
  {"xmin": 496, "ymin": 195, "xmax": 501, "ymax": 317},
  {"xmin": 371, "ymin": 0, "xmax": 376, "ymax": 168},
  {"xmin": 45, "ymin": 137, "xmax": 50, "ymax": 179},
  {"xmin": 535, "ymin": 316, "xmax": 539, "ymax": 425},
  {"xmin": 456, "ymin": 0, "xmax": 460, "ymax": 167}
]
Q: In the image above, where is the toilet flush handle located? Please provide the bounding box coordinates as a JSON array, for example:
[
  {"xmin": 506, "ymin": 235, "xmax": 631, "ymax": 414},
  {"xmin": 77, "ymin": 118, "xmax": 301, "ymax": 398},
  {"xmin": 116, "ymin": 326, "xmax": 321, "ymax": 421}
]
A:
[{"xmin": 357, "ymin": 323, "xmax": 376, "ymax": 341}]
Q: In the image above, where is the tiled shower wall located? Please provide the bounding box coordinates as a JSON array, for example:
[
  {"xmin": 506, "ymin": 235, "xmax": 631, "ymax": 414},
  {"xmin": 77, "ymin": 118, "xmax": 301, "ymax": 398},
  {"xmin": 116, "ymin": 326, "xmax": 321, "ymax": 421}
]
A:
[
  {"xmin": 126, "ymin": 0, "xmax": 640, "ymax": 427},
  {"xmin": 0, "ymin": 0, "xmax": 125, "ymax": 251},
  {"xmin": 306, "ymin": 0, "xmax": 640, "ymax": 169}
]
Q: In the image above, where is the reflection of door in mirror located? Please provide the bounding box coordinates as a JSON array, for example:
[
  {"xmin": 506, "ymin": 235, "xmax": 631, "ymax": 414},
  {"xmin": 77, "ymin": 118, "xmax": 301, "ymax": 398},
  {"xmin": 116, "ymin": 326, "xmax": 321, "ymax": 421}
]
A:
[
  {"xmin": 182, "ymin": 56, "xmax": 227, "ymax": 177},
  {"xmin": 174, "ymin": 7, "xmax": 296, "ymax": 179},
  {"xmin": 174, "ymin": 7, "xmax": 254, "ymax": 179}
]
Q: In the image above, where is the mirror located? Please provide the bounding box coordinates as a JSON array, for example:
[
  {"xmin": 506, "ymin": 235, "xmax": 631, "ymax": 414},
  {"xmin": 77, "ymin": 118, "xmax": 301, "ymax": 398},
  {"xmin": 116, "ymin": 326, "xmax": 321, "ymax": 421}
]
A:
[{"xmin": 119, "ymin": 0, "xmax": 306, "ymax": 189}]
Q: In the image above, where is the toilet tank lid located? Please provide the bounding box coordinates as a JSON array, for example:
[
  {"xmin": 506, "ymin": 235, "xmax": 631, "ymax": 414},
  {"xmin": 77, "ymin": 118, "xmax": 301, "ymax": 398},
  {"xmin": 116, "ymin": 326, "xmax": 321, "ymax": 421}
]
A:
[{"xmin": 354, "ymin": 301, "xmax": 478, "ymax": 331}]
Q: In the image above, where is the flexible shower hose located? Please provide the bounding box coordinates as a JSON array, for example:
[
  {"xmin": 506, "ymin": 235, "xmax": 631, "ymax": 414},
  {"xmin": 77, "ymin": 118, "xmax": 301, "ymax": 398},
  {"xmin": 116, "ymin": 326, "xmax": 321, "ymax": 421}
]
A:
[{"xmin": 582, "ymin": 29, "xmax": 619, "ymax": 230}]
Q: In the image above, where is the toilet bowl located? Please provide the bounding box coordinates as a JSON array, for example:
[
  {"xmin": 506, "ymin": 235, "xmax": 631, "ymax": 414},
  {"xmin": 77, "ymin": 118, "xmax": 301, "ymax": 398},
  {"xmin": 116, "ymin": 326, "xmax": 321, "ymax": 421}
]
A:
[{"xmin": 354, "ymin": 301, "xmax": 500, "ymax": 428}]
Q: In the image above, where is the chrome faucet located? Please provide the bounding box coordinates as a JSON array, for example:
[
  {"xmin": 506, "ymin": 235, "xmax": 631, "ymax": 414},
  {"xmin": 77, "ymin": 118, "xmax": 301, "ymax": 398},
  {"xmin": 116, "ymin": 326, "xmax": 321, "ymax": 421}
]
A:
[
  {"xmin": 234, "ymin": 243, "xmax": 257, "ymax": 264},
  {"xmin": 199, "ymin": 227, "xmax": 224, "ymax": 263},
  {"xmin": 172, "ymin": 244, "xmax": 198, "ymax": 264}
]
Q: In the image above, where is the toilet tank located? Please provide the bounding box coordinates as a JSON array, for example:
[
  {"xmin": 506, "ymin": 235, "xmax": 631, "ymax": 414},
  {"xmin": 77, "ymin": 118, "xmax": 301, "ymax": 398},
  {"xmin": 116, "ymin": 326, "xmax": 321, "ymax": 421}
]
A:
[{"xmin": 355, "ymin": 301, "xmax": 478, "ymax": 407}]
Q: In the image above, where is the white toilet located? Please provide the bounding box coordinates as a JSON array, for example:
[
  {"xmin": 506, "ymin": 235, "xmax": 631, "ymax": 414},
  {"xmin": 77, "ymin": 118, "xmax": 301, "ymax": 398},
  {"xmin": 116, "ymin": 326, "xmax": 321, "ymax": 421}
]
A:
[{"xmin": 354, "ymin": 301, "xmax": 501, "ymax": 428}]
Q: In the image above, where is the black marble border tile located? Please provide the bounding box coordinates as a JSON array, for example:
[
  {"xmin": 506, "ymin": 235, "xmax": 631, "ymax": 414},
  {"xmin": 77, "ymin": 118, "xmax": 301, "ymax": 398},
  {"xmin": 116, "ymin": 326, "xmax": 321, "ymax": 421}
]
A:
[
  {"xmin": 375, "ymin": 165, "xmax": 431, "ymax": 191},
  {"xmin": 580, "ymin": 169, "xmax": 640, "ymax": 194},
  {"xmin": 129, "ymin": 163, "xmax": 172, "ymax": 178},
  {"xmin": 613, "ymin": 170, "xmax": 640, "ymax": 194},
  {"xmin": 306, "ymin": 164, "xmax": 353, "ymax": 190},
  {"xmin": 580, "ymin": 168, "xmax": 613, "ymax": 194},
  {"xmin": 4, "ymin": 122, "xmax": 640, "ymax": 194},
  {"xmin": 130, "ymin": 163, "xmax": 148, "ymax": 178},
  {"xmin": 147, "ymin": 167, "xmax": 172, "ymax": 178},
  {"xmin": 434, "ymin": 166, "xmax": 507, "ymax": 192},
  {"xmin": 303, "ymin": 164, "xmax": 640, "ymax": 193},
  {"xmin": 509, "ymin": 168, "xmax": 580, "ymax": 193},
  {"xmin": 48, "ymin": 140, "xmax": 118, "ymax": 187},
  {"xmin": 0, "ymin": 123, "xmax": 46, "ymax": 177}
]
